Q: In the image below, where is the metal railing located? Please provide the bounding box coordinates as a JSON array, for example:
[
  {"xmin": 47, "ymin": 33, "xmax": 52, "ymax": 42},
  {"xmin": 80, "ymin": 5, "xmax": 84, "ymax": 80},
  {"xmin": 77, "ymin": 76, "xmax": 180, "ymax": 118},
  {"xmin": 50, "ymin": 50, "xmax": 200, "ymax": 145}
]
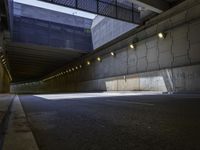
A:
[{"xmin": 39, "ymin": 0, "xmax": 140, "ymax": 24}]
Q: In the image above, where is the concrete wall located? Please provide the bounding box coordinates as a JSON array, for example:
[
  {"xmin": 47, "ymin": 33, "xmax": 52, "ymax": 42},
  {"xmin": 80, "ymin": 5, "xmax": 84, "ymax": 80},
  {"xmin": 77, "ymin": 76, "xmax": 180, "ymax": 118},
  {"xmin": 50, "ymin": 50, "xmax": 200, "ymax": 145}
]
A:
[
  {"xmin": 12, "ymin": 3, "xmax": 93, "ymax": 51},
  {"xmin": 91, "ymin": 16, "xmax": 137, "ymax": 49},
  {"xmin": 0, "ymin": 61, "xmax": 10, "ymax": 93},
  {"xmin": 0, "ymin": 32, "xmax": 10, "ymax": 93},
  {"xmin": 11, "ymin": 0, "xmax": 200, "ymax": 94},
  {"xmin": 10, "ymin": 64, "xmax": 200, "ymax": 94},
  {"xmin": 12, "ymin": 16, "xmax": 93, "ymax": 51},
  {"xmin": 14, "ymin": 3, "xmax": 93, "ymax": 29}
]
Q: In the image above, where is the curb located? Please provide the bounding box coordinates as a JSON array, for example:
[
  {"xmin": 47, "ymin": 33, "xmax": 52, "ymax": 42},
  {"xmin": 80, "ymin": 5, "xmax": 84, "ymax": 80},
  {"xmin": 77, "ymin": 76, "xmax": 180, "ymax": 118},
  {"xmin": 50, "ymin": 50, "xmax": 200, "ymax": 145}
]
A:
[{"xmin": 0, "ymin": 95, "xmax": 15, "ymax": 150}]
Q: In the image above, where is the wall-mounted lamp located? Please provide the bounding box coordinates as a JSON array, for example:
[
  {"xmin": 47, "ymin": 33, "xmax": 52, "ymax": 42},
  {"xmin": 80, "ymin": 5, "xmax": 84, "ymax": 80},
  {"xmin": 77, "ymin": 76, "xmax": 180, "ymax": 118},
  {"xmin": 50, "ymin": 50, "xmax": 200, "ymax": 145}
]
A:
[
  {"xmin": 97, "ymin": 57, "xmax": 101, "ymax": 62},
  {"xmin": 158, "ymin": 32, "xmax": 167, "ymax": 39},
  {"xmin": 110, "ymin": 52, "xmax": 115, "ymax": 56},
  {"xmin": 129, "ymin": 44, "xmax": 135, "ymax": 49},
  {"xmin": 87, "ymin": 61, "xmax": 91, "ymax": 65}
]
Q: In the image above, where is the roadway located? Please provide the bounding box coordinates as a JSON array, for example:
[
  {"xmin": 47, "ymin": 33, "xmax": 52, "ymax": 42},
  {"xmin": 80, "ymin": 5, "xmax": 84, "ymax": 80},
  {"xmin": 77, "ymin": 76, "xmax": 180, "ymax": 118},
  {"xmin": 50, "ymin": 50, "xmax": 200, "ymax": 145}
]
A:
[{"xmin": 17, "ymin": 93, "xmax": 200, "ymax": 150}]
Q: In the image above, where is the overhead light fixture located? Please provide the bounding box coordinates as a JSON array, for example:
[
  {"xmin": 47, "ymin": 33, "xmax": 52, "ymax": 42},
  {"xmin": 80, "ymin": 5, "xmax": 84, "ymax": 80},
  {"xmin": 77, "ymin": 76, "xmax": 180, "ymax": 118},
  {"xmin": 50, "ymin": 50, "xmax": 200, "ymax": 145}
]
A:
[
  {"xmin": 97, "ymin": 57, "xmax": 101, "ymax": 62},
  {"xmin": 129, "ymin": 44, "xmax": 135, "ymax": 49},
  {"xmin": 110, "ymin": 52, "xmax": 115, "ymax": 56},
  {"xmin": 87, "ymin": 61, "xmax": 91, "ymax": 65},
  {"xmin": 158, "ymin": 32, "xmax": 166, "ymax": 39}
]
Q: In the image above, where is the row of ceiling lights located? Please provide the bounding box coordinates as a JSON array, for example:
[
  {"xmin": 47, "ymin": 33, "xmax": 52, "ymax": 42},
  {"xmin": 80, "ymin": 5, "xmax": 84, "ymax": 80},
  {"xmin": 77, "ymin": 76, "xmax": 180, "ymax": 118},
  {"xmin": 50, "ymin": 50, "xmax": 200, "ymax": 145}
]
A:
[
  {"xmin": 42, "ymin": 51, "xmax": 117, "ymax": 82},
  {"xmin": 42, "ymin": 32, "xmax": 166, "ymax": 82},
  {"xmin": 18, "ymin": 32, "xmax": 167, "ymax": 85}
]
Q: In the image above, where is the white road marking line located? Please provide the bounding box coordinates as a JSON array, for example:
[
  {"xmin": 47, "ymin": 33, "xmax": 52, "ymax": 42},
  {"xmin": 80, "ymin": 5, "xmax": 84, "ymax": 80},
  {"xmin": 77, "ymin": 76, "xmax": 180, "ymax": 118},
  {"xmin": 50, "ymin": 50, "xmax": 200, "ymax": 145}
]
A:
[
  {"xmin": 34, "ymin": 92, "xmax": 162, "ymax": 100},
  {"xmin": 105, "ymin": 100, "xmax": 155, "ymax": 106}
]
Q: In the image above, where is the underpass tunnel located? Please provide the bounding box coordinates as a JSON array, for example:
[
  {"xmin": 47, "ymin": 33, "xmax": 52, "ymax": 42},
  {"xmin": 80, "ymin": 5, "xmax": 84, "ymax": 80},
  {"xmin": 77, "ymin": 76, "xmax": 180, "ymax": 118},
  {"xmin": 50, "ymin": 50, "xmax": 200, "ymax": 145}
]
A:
[
  {"xmin": 1, "ymin": 1, "xmax": 200, "ymax": 150},
  {"xmin": 0, "ymin": 0, "xmax": 199, "ymax": 94}
]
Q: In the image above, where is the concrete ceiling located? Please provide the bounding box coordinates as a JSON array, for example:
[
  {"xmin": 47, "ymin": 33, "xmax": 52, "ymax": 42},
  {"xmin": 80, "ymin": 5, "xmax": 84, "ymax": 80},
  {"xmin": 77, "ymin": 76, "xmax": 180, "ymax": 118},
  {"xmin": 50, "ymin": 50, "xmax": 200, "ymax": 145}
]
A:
[{"xmin": 5, "ymin": 42, "xmax": 86, "ymax": 83}]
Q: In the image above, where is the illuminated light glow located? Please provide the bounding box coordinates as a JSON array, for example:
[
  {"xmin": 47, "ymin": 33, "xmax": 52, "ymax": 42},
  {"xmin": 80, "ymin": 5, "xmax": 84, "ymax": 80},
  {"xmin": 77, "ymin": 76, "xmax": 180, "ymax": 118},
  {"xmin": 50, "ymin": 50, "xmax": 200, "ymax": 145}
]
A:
[
  {"xmin": 75, "ymin": 66, "xmax": 78, "ymax": 70},
  {"xmin": 79, "ymin": 65, "xmax": 82, "ymax": 68},
  {"xmin": 34, "ymin": 92, "xmax": 162, "ymax": 100},
  {"xmin": 87, "ymin": 61, "xmax": 91, "ymax": 65},
  {"xmin": 158, "ymin": 32, "xmax": 166, "ymax": 39},
  {"xmin": 110, "ymin": 52, "xmax": 115, "ymax": 56},
  {"xmin": 69, "ymin": 69, "xmax": 71, "ymax": 72},
  {"xmin": 72, "ymin": 68, "xmax": 75, "ymax": 71},
  {"xmin": 130, "ymin": 44, "xmax": 135, "ymax": 49},
  {"xmin": 97, "ymin": 57, "xmax": 101, "ymax": 62}
]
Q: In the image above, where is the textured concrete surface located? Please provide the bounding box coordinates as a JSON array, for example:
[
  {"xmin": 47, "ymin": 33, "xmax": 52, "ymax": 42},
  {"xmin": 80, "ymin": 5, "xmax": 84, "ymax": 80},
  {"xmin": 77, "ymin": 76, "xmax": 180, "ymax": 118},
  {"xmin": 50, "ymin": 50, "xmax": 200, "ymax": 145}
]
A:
[
  {"xmin": 0, "ymin": 62, "xmax": 10, "ymax": 93},
  {"xmin": 19, "ymin": 93, "xmax": 200, "ymax": 150},
  {"xmin": 0, "ymin": 32, "xmax": 10, "ymax": 93},
  {"xmin": 0, "ymin": 94, "xmax": 14, "ymax": 126},
  {"xmin": 12, "ymin": 64, "xmax": 200, "ymax": 93},
  {"xmin": 0, "ymin": 94, "xmax": 15, "ymax": 148},
  {"xmin": 14, "ymin": 3, "xmax": 93, "ymax": 29},
  {"xmin": 91, "ymin": 16, "xmax": 137, "ymax": 49},
  {"xmin": 3, "ymin": 96, "xmax": 39, "ymax": 150},
  {"xmin": 11, "ymin": 0, "xmax": 200, "ymax": 93}
]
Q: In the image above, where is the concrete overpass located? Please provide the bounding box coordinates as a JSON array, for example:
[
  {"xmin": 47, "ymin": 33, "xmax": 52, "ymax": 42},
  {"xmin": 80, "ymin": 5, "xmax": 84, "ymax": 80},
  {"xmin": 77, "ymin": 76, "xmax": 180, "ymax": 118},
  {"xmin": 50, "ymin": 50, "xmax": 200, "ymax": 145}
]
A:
[{"xmin": 0, "ymin": 0, "xmax": 200, "ymax": 150}]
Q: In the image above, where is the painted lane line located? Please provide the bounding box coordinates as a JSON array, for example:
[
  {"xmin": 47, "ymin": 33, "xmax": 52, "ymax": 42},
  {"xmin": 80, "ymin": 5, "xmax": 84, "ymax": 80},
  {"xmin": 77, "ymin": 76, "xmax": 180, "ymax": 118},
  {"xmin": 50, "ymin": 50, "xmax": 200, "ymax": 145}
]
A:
[
  {"xmin": 104, "ymin": 100, "xmax": 155, "ymax": 106},
  {"xmin": 34, "ymin": 92, "xmax": 162, "ymax": 100}
]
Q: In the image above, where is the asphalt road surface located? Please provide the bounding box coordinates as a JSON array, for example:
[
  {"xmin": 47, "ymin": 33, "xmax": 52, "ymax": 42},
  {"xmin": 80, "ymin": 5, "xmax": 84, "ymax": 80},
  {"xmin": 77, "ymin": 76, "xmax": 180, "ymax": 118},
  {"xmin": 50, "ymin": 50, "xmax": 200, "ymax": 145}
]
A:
[{"xmin": 19, "ymin": 93, "xmax": 200, "ymax": 150}]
